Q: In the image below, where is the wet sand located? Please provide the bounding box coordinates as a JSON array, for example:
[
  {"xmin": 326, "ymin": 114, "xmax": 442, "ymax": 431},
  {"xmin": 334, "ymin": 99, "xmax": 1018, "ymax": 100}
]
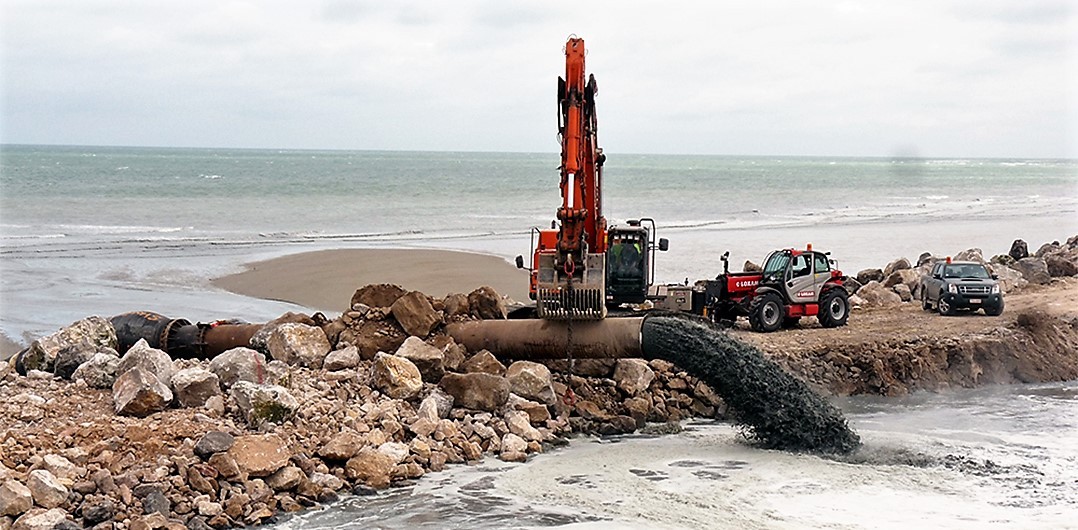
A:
[
  {"xmin": 212, "ymin": 249, "xmax": 531, "ymax": 313},
  {"xmin": 0, "ymin": 332, "xmax": 23, "ymax": 361}
]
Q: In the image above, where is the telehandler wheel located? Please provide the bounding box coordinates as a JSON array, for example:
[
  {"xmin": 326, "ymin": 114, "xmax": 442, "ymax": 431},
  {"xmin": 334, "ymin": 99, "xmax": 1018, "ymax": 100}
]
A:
[
  {"xmin": 818, "ymin": 289, "xmax": 850, "ymax": 328},
  {"xmin": 749, "ymin": 292, "xmax": 784, "ymax": 332}
]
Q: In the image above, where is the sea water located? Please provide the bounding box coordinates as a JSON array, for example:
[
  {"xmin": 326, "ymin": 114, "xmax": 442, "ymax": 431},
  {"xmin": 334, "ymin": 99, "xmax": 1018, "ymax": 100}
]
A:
[{"xmin": 2, "ymin": 145, "xmax": 1075, "ymax": 343}]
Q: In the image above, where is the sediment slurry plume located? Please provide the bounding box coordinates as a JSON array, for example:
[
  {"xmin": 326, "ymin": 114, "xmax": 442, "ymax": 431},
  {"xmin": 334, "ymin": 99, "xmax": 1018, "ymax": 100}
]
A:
[{"xmin": 641, "ymin": 315, "xmax": 861, "ymax": 454}]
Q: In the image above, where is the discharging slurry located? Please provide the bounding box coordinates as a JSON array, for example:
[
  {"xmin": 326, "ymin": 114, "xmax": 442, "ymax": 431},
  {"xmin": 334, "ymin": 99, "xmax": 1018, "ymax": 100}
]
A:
[{"xmin": 641, "ymin": 315, "xmax": 861, "ymax": 453}]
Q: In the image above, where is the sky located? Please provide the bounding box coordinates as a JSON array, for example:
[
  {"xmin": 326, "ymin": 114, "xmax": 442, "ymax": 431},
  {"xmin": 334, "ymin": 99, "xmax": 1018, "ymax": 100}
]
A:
[{"xmin": 1, "ymin": 0, "xmax": 1075, "ymax": 158}]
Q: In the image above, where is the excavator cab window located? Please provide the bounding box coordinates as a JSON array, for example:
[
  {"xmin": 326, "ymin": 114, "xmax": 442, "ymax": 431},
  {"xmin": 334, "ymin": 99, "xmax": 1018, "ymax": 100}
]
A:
[{"xmin": 609, "ymin": 234, "xmax": 644, "ymax": 279}]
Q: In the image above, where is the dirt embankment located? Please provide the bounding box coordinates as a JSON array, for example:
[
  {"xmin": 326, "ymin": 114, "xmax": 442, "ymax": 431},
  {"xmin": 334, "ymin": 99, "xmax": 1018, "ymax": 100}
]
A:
[{"xmin": 735, "ymin": 278, "xmax": 1078, "ymax": 396}]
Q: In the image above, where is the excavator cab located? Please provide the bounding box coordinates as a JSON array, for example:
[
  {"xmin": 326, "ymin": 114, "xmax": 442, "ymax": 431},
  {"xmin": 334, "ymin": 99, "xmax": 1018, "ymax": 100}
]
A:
[{"xmin": 606, "ymin": 218, "xmax": 668, "ymax": 307}]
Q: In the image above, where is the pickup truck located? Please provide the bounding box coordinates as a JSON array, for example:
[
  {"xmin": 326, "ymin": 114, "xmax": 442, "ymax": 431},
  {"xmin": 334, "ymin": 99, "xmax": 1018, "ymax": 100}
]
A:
[{"xmin": 921, "ymin": 260, "xmax": 1004, "ymax": 316}]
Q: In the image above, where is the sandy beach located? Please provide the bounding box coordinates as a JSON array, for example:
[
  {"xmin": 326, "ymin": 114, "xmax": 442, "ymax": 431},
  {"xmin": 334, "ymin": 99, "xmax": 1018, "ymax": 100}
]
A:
[{"xmin": 212, "ymin": 248, "xmax": 531, "ymax": 313}]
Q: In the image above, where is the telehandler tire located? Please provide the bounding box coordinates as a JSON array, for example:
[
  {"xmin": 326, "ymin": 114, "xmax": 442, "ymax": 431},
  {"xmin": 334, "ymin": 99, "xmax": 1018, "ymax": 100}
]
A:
[
  {"xmin": 818, "ymin": 289, "xmax": 850, "ymax": 328},
  {"xmin": 749, "ymin": 292, "xmax": 784, "ymax": 332}
]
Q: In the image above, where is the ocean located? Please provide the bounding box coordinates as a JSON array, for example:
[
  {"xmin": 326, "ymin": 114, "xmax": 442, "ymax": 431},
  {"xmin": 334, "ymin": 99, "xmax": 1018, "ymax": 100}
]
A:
[
  {"xmin": 2, "ymin": 144, "xmax": 1075, "ymax": 344},
  {"xmin": 2, "ymin": 145, "xmax": 1077, "ymax": 528}
]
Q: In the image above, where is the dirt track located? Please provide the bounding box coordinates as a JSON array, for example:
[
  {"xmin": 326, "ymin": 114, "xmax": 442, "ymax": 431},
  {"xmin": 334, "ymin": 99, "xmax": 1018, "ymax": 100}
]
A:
[{"xmin": 730, "ymin": 278, "xmax": 1078, "ymax": 396}]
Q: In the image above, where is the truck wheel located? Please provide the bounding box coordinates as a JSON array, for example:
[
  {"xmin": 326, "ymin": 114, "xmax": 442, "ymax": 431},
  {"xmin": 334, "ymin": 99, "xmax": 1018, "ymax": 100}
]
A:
[
  {"xmin": 749, "ymin": 292, "xmax": 784, "ymax": 332},
  {"xmin": 921, "ymin": 291, "xmax": 932, "ymax": 311},
  {"xmin": 937, "ymin": 292, "xmax": 955, "ymax": 316},
  {"xmin": 984, "ymin": 300, "xmax": 1004, "ymax": 316},
  {"xmin": 818, "ymin": 289, "xmax": 849, "ymax": 328}
]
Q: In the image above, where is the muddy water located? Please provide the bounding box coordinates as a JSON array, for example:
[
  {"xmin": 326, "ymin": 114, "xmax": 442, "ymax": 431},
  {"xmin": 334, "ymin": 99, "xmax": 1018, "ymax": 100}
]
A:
[
  {"xmin": 271, "ymin": 382, "xmax": 1077, "ymax": 529},
  {"xmin": 641, "ymin": 315, "xmax": 860, "ymax": 453}
]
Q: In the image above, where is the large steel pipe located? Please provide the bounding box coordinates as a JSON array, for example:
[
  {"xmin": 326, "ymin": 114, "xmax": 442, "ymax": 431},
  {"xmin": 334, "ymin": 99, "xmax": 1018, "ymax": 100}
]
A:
[{"xmin": 445, "ymin": 317, "xmax": 646, "ymax": 360}]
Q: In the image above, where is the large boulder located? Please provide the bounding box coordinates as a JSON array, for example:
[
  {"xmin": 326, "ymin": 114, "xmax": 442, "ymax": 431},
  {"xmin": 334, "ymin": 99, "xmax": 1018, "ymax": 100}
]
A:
[
  {"xmin": 52, "ymin": 343, "xmax": 101, "ymax": 380},
  {"xmin": 391, "ymin": 292, "xmax": 441, "ymax": 338},
  {"xmin": 371, "ymin": 353, "xmax": 423, "ymax": 400},
  {"xmin": 442, "ymin": 293, "xmax": 470, "ymax": 318},
  {"xmin": 468, "ymin": 286, "xmax": 507, "ymax": 320},
  {"xmin": 1009, "ymin": 239, "xmax": 1029, "ymax": 261},
  {"xmin": 26, "ymin": 470, "xmax": 66, "ymax": 509},
  {"xmin": 112, "ymin": 367, "xmax": 172, "ymax": 417},
  {"xmin": 250, "ymin": 312, "xmax": 320, "ymax": 353},
  {"xmin": 883, "ymin": 257, "xmax": 911, "ymax": 277},
  {"xmin": 19, "ymin": 316, "xmax": 116, "ymax": 373},
  {"xmin": 228, "ymin": 434, "xmax": 290, "ymax": 478},
  {"xmin": 317, "ymin": 431, "xmax": 366, "ymax": 462},
  {"xmin": 71, "ymin": 352, "xmax": 121, "ymax": 389},
  {"xmin": 11, "ymin": 508, "xmax": 72, "ymax": 530},
  {"xmin": 953, "ymin": 248, "xmax": 986, "ymax": 264},
  {"xmin": 855, "ymin": 281, "xmax": 902, "ymax": 306},
  {"xmin": 505, "ymin": 361, "xmax": 555, "ymax": 406},
  {"xmin": 0, "ymin": 479, "xmax": 32, "ymax": 517},
  {"xmin": 893, "ymin": 283, "xmax": 913, "ymax": 302},
  {"xmin": 395, "ymin": 337, "xmax": 445, "ymax": 383},
  {"xmin": 743, "ymin": 260, "xmax": 761, "ymax": 273},
  {"xmin": 504, "ymin": 410, "xmax": 542, "ymax": 442},
  {"xmin": 230, "ymin": 381, "xmax": 299, "ymax": 427},
  {"xmin": 461, "ymin": 350, "xmax": 506, "ymax": 376},
  {"xmin": 266, "ymin": 323, "xmax": 331, "ymax": 368},
  {"xmin": 351, "ymin": 284, "xmax": 407, "ymax": 309},
  {"xmin": 613, "ymin": 359, "xmax": 655, "ymax": 396},
  {"xmin": 855, "ymin": 268, "xmax": 884, "ymax": 285},
  {"xmin": 842, "ymin": 276, "xmax": 863, "ymax": 295},
  {"xmin": 344, "ymin": 448, "xmax": 396, "ymax": 490},
  {"xmin": 116, "ymin": 339, "xmax": 174, "ymax": 386},
  {"xmin": 438, "ymin": 373, "xmax": 509, "ymax": 412},
  {"xmin": 1034, "ymin": 242, "xmax": 1061, "ymax": 258},
  {"xmin": 1046, "ymin": 254, "xmax": 1077, "ymax": 277},
  {"xmin": 323, "ymin": 345, "xmax": 361, "ymax": 371},
  {"xmin": 416, "ymin": 388, "xmax": 454, "ymax": 421},
  {"xmin": 349, "ymin": 320, "xmax": 408, "ymax": 361},
  {"xmin": 1014, "ymin": 257, "xmax": 1051, "ymax": 285},
  {"xmin": 194, "ymin": 432, "xmax": 235, "ymax": 460},
  {"xmin": 208, "ymin": 347, "xmax": 268, "ymax": 389},
  {"xmin": 172, "ymin": 368, "xmax": 222, "ymax": 408}
]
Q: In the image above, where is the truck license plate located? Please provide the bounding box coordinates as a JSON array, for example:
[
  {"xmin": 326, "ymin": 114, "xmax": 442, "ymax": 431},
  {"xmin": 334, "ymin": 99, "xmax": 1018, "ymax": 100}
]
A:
[{"xmin": 970, "ymin": 298, "xmax": 981, "ymax": 304}]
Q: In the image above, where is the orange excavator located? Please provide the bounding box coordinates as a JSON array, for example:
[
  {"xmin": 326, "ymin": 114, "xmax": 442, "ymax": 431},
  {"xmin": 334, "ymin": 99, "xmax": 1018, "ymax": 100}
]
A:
[{"xmin": 517, "ymin": 37, "xmax": 666, "ymax": 320}]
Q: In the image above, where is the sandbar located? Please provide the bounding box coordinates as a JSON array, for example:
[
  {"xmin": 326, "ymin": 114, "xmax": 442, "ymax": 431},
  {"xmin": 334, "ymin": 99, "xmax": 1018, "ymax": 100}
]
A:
[{"xmin": 212, "ymin": 248, "xmax": 531, "ymax": 313}]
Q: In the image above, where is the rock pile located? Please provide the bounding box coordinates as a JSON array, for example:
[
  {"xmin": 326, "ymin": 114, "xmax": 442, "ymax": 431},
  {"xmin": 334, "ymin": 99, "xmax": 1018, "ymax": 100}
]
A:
[{"xmin": 1, "ymin": 286, "xmax": 726, "ymax": 529}]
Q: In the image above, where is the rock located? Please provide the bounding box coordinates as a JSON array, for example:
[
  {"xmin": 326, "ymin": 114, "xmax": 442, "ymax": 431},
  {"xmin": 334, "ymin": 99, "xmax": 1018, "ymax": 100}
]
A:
[
  {"xmin": 112, "ymin": 367, "xmax": 173, "ymax": 417},
  {"xmin": 11, "ymin": 508, "xmax": 71, "ymax": 530},
  {"xmin": 267, "ymin": 323, "xmax": 330, "ymax": 368},
  {"xmin": 26, "ymin": 471, "xmax": 66, "ymax": 509},
  {"xmin": 394, "ymin": 337, "xmax": 445, "ymax": 383},
  {"xmin": 883, "ymin": 269, "xmax": 920, "ymax": 293},
  {"xmin": 318, "ymin": 431, "xmax": 366, "ymax": 461},
  {"xmin": 500, "ymin": 433, "xmax": 527, "ymax": 454},
  {"xmin": 352, "ymin": 284, "xmax": 407, "ymax": 310},
  {"xmin": 142, "ymin": 489, "xmax": 169, "ymax": 516},
  {"xmin": 574, "ymin": 399, "xmax": 610, "ymax": 421},
  {"xmin": 228, "ymin": 434, "xmax": 290, "ymax": 478},
  {"xmin": 116, "ymin": 339, "xmax": 174, "ymax": 385},
  {"xmin": 208, "ymin": 347, "xmax": 267, "ymax": 389},
  {"xmin": 207, "ymin": 453, "xmax": 241, "ymax": 479},
  {"xmin": 855, "ymin": 268, "xmax": 884, "ymax": 284},
  {"xmin": 743, "ymin": 260, "xmax": 761, "ymax": 272},
  {"xmin": 439, "ymin": 372, "xmax": 510, "ymax": 411},
  {"xmin": 1034, "ymin": 242, "xmax": 1061, "ymax": 258},
  {"xmin": 461, "ymin": 350, "xmax": 506, "ymax": 375},
  {"xmin": 194, "ymin": 432, "xmax": 235, "ymax": 460},
  {"xmin": 41, "ymin": 455, "xmax": 80, "ymax": 481},
  {"xmin": 344, "ymin": 448, "xmax": 396, "ymax": 490},
  {"xmin": 507, "ymin": 394, "xmax": 551, "ymax": 424},
  {"xmin": 371, "ymin": 353, "xmax": 423, "ymax": 400},
  {"xmin": 266, "ymin": 466, "xmax": 305, "ymax": 491},
  {"xmin": 505, "ymin": 361, "xmax": 556, "ymax": 405},
  {"xmin": 953, "ymin": 248, "xmax": 986, "ymax": 264},
  {"xmin": 323, "ymin": 345, "xmax": 360, "ymax": 371},
  {"xmin": 350, "ymin": 320, "xmax": 408, "ymax": 361},
  {"xmin": 249, "ymin": 311, "xmax": 319, "ymax": 351},
  {"xmin": 468, "ymin": 286, "xmax": 507, "ymax": 320},
  {"xmin": 1014, "ymin": 257, "xmax": 1051, "ymax": 284},
  {"xmin": 917, "ymin": 252, "xmax": 935, "ymax": 267},
  {"xmin": 1009, "ymin": 239, "xmax": 1029, "ymax": 261},
  {"xmin": 18, "ymin": 316, "xmax": 116, "ymax": 373},
  {"xmin": 986, "ymin": 264, "xmax": 1028, "ymax": 293},
  {"xmin": 390, "ymin": 292, "xmax": 441, "ymax": 338},
  {"xmin": 613, "ymin": 359, "xmax": 655, "ymax": 396},
  {"xmin": 417, "ymin": 388, "xmax": 454, "ymax": 421},
  {"xmin": 504, "ymin": 411, "xmax": 542, "ymax": 442},
  {"xmin": 230, "ymin": 381, "xmax": 299, "ymax": 427},
  {"xmin": 855, "ymin": 281, "xmax": 902, "ymax": 306},
  {"xmin": 0, "ymin": 480, "xmax": 31, "ymax": 517},
  {"xmin": 171, "ymin": 368, "xmax": 221, "ymax": 408},
  {"xmin": 51, "ymin": 343, "xmax": 96, "ymax": 380},
  {"xmin": 883, "ymin": 257, "xmax": 911, "ymax": 277},
  {"xmin": 70, "ymin": 352, "xmax": 121, "ymax": 389},
  {"xmin": 79, "ymin": 498, "xmax": 115, "ymax": 525},
  {"xmin": 1046, "ymin": 254, "xmax": 1077, "ymax": 277},
  {"xmin": 893, "ymin": 283, "xmax": 912, "ymax": 302},
  {"xmin": 377, "ymin": 442, "xmax": 410, "ymax": 465},
  {"xmin": 442, "ymin": 293, "xmax": 470, "ymax": 318},
  {"xmin": 843, "ymin": 276, "xmax": 862, "ymax": 295}
]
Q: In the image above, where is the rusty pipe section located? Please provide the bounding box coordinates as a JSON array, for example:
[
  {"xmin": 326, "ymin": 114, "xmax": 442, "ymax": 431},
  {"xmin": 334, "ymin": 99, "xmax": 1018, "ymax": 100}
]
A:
[
  {"xmin": 445, "ymin": 317, "xmax": 646, "ymax": 360},
  {"xmin": 110, "ymin": 312, "xmax": 261, "ymax": 359}
]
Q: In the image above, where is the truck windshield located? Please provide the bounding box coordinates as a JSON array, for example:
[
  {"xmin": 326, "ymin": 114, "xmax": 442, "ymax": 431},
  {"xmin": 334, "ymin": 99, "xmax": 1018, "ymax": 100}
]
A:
[
  {"xmin": 763, "ymin": 252, "xmax": 790, "ymax": 277},
  {"xmin": 944, "ymin": 264, "xmax": 990, "ymax": 279}
]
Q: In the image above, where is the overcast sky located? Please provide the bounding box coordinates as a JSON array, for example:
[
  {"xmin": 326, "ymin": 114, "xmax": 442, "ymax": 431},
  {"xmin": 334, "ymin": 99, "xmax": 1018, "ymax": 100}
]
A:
[{"xmin": 1, "ymin": 1, "xmax": 1075, "ymax": 157}]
